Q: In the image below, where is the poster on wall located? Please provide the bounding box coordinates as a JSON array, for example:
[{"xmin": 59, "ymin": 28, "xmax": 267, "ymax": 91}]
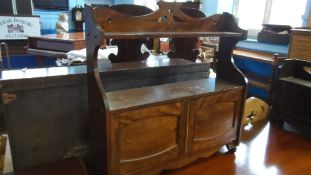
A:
[{"xmin": 0, "ymin": 16, "xmax": 40, "ymax": 40}]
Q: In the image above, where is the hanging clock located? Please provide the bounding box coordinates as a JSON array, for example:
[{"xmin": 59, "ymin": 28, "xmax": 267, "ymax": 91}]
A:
[
  {"xmin": 72, "ymin": 5, "xmax": 84, "ymax": 22},
  {"xmin": 74, "ymin": 10, "xmax": 83, "ymax": 22},
  {"xmin": 72, "ymin": 5, "xmax": 84, "ymax": 32}
]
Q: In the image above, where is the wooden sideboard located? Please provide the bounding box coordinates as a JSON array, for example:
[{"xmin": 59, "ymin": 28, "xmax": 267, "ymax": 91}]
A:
[
  {"xmin": 0, "ymin": 3, "xmax": 246, "ymax": 174},
  {"xmin": 288, "ymin": 29, "xmax": 311, "ymax": 61},
  {"xmin": 106, "ymin": 83, "xmax": 244, "ymax": 175},
  {"xmin": 85, "ymin": 3, "xmax": 247, "ymax": 175}
]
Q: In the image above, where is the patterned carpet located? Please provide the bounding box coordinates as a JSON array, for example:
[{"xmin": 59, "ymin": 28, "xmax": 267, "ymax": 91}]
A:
[{"xmin": 0, "ymin": 135, "xmax": 7, "ymax": 175}]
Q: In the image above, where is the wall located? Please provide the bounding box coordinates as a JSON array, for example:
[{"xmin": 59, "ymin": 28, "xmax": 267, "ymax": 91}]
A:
[
  {"xmin": 113, "ymin": 0, "xmax": 134, "ymax": 5},
  {"xmin": 201, "ymin": 0, "xmax": 235, "ymax": 16},
  {"xmin": 201, "ymin": 0, "xmax": 218, "ymax": 16},
  {"xmin": 304, "ymin": 0, "xmax": 311, "ymax": 27},
  {"xmin": 34, "ymin": 0, "xmax": 113, "ymax": 34},
  {"xmin": 217, "ymin": 0, "xmax": 235, "ymax": 14}
]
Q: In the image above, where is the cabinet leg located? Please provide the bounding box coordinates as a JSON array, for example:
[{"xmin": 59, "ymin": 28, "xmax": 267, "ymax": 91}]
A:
[{"xmin": 226, "ymin": 143, "xmax": 237, "ymax": 153}]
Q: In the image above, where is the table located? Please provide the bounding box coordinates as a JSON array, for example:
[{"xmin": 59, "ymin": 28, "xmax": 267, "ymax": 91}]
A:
[{"xmin": 27, "ymin": 32, "xmax": 85, "ymax": 67}]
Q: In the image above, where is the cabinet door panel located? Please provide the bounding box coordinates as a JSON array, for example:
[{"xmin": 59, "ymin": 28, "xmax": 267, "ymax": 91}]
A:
[
  {"xmin": 189, "ymin": 89, "xmax": 243, "ymax": 152},
  {"xmin": 112, "ymin": 102, "xmax": 184, "ymax": 175},
  {"xmin": 194, "ymin": 101, "xmax": 236, "ymax": 140}
]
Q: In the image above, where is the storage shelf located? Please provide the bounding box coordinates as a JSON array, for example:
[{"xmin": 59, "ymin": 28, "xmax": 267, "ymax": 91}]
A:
[
  {"xmin": 107, "ymin": 78, "xmax": 243, "ymax": 112},
  {"xmin": 100, "ymin": 31, "xmax": 243, "ymax": 39}
]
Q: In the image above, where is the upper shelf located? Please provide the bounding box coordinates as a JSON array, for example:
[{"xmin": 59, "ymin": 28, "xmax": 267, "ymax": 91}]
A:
[
  {"xmin": 85, "ymin": 2, "xmax": 246, "ymax": 40},
  {"xmin": 97, "ymin": 31, "xmax": 243, "ymax": 39}
]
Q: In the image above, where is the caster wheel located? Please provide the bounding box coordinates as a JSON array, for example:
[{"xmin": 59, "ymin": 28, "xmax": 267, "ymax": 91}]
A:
[{"xmin": 226, "ymin": 144, "xmax": 237, "ymax": 153}]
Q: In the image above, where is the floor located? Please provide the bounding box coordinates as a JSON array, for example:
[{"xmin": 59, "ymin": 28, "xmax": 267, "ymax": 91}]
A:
[
  {"xmin": 2, "ymin": 121, "xmax": 311, "ymax": 175},
  {"xmin": 163, "ymin": 121, "xmax": 311, "ymax": 175}
]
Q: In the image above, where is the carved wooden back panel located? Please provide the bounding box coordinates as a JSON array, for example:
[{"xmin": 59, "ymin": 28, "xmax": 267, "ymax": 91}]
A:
[{"xmin": 91, "ymin": 2, "xmax": 221, "ymax": 35}]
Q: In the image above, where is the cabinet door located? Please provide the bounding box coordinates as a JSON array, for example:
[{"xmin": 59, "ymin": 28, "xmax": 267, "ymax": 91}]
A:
[
  {"xmin": 188, "ymin": 89, "xmax": 243, "ymax": 153},
  {"xmin": 111, "ymin": 102, "xmax": 186, "ymax": 175}
]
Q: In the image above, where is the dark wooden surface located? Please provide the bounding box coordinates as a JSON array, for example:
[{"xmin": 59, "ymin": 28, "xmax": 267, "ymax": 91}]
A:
[
  {"xmin": 16, "ymin": 158, "xmax": 89, "ymax": 175},
  {"xmin": 27, "ymin": 48, "xmax": 68, "ymax": 58},
  {"xmin": 0, "ymin": 56, "xmax": 209, "ymax": 92},
  {"xmin": 107, "ymin": 78, "xmax": 242, "ymax": 112},
  {"xmin": 0, "ymin": 40, "xmax": 28, "ymax": 55},
  {"xmin": 28, "ymin": 32, "xmax": 85, "ymax": 52},
  {"xmin": 27, "ymin": 32, "xmax": 86, "ymax": 66},
  {"xmin": 88, "ymin": 2, "xmax": 243, "ymax": 39}
]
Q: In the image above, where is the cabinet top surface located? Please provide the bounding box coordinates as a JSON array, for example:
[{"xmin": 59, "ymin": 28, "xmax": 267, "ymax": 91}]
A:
[
  {"xmin": 28, "ymin": 32, "xmax": 85, "ymax": 41},
  {"xmin": 291, "ymin": 29, "xmax": 311, "ymax": 35},
  {"xmin": 106, "ymin": 78, "xmax": 243, "ymax": 112},
  {"xmin": 0, "ymin": 56, "xmax": 210, "ymax": 92},
  {"xmin": 100, "ymin": 32, "xmax": 243, "ymax": 39},
  {"xmin": 0, "ymin": 56, "xmax": 202, "ymax": 81}
]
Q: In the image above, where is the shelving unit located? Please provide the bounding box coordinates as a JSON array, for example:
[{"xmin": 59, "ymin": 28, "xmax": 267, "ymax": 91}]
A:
[{"xmin": 85, "ymin": 2, "xmax": 247, "ymax": 175}]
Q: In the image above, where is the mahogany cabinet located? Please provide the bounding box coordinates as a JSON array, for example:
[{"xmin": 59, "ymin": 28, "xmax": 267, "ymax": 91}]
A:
[
  {"xmin": 108, "ymin": 87, "xmax": 244, "ymax": 175},
  {"xmin": 84, "ymin": 2, "xmax": 247, "ymax": 175}
]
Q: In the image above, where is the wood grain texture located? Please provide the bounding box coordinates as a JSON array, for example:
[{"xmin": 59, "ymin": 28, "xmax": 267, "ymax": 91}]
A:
[
  {"xmin": 106, "ymin": 78, "xmax": 243, "ymax": 112},
  {"xmin": 110, "ymin": 103, "xmax": 182, "ymax": 175},
  {"xmin": 87, "ymin": 2, "xmax": 243, "ymax": 39},
  {"xmin": 105, "ymin": 88, "xmax": 245, "ymax": 175},
  {"xmin": 289, "ymin": 29, "xmax": 311, "ymax": 61},
  {"xmin": 188, "ymin": 89, "xmax": 242, "ymax": 153}
]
